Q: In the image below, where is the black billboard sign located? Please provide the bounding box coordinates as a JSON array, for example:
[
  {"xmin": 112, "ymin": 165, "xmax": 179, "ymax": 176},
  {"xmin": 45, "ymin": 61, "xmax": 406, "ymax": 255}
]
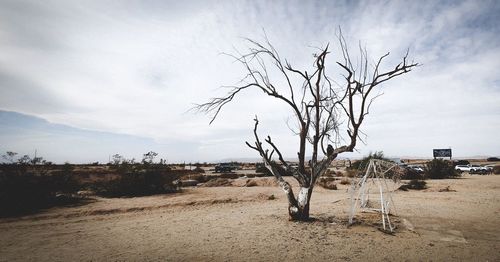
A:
[{"xmin": 433, "ymin": 149, "xmax": 452, "ymax": 158}]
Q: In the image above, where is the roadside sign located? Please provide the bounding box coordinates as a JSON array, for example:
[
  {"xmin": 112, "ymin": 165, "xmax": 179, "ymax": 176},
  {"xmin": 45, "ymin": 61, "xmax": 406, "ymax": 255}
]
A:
[{"xmin": 433, "ymin": 149, "xmax": 452, "ymax": 159}]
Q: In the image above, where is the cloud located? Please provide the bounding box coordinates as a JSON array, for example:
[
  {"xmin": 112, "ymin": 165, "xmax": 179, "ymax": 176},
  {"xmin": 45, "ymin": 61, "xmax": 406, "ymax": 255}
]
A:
[
  {"xmin": 0, "ymin": 71, "xmax": 71, "ymax": 114},
  {"xmin": 0, "ymin": 0, "xmax": 499, "ymax": 162}
]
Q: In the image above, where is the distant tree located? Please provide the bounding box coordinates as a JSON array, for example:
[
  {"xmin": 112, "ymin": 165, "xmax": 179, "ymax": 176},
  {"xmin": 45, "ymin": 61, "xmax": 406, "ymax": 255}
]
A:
[
  {"xmin": 112, "ymin": 154, "xmax": 124, "ymax": 165},
  {"xmin": 31, "ymin": 156, "xmax": 44, "ymax": 165},
  {"xmin": 142, "ymin": 151, "xmax": 158, "ymax": 164},
  {"xmin": 2, "ymin": 151, "xmax": 17, "ymax": 164},
  {"xmin": 196, "ymin": 30, "xmax": 418, "ymax": 220},
  {"xmin": 17, "ymin": 155, "xmax": 32, "ymax": 165}
]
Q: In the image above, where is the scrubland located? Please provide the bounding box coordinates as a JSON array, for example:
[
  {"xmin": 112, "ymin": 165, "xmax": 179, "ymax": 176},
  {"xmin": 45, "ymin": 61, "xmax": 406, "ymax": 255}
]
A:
[{"xmin": 0, "ymin": 171, "xmax": 499, "ymax": 261}]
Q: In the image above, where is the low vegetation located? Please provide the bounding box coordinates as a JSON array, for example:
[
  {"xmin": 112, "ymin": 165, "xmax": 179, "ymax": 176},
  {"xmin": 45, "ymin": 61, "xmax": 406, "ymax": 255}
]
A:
[
  {"xmin": 0, "ymin": 164, "xmax": 83, "ymax": 216},
  {"xmin": 424, "ymin": 159, "xmax": 459, "ymax": 179},
  {"xmin": 398, "ymin": 179, "xmax": 427, "ymax": 191},
  {"xmin": 401, "ymin": 168, "xmax": 425, "ymax": 180},
  {"xmin": 350, "ymin": 151, "xmax": 388, "ymax": 171},
  {"xmin": 317, "ymin": 177, "xmax": 337, "ymax": 190},
  {"xmin": 92, "ymin": 164, "xmax": 180, "ymax": 197},
  {"xmin": 0, "ymin": 151, "xmax": 183, "ymax": 217}
]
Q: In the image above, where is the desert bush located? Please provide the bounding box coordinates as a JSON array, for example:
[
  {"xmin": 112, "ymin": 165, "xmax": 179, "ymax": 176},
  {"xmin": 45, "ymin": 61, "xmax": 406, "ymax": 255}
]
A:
[
  {"xmin": 95, "ymin": 167, "xmax": 179, "ymax": 197},
  {"xmin": 345, "ymin": 169, "xmax": 360, "ymax": 178},
  {"xmin": 0, "ymin": 165, "xmax": 82, "ymax": 217},
  {"xmin": 350, "ymin": 151, "xmax": 388, "ymax": 170},
  {"xmin": 317, "ymin": 177, "xmax": 337, "ymax": 190},
  {"xmin": 424, "ymin": 159, "xmax": 458, "ymax": 179},
  {"xmin": 407, "ymin": 179, "xmax": 427, "ymax": 189},
  {"xmin": 401, "ymin": 168, "xmax": 425, "ymax": 180},
  {"xmin": 493, "ymin": 165, "xmax": 500, "ymax": 174},
  {"xmin": 323, "ymin": 169, "xmax": 335, "ymax": 177},
  {"xmin": 255, "ymin": 163, "xmax": 273, "ymax": 176},
  {"xmin": 339, "ymin": 177, "xmax": 350, "ymax": 185},
  {"xmin": 193, "ymin": 166, "xmax": 205, "ymax": 173},
  {"xmin": 399, "ymin": 179, "xmax": 427, "ymax": 191}
]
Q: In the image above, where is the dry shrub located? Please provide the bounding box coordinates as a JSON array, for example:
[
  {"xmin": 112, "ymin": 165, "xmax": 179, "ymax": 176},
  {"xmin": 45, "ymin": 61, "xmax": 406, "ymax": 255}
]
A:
[
  {"xmin": 494, "ymin": 165, "xmax": 500, "ymax": 174},
  {"xmin": 193, "ymin": 167, "xmax": 205, "ymax": 173},
  {"xmin": 398, "ymin": 179, "xmax": 427, "ymax": 191},
  {"xmin": 424, "ymin": 159, "xmax": 458, "ymax": 179},
  {"xmin": 336, "ymin": 171, "xmax": 344, "ymax": 177},
  {"xmin": 438, "ymin": 186, "xmax": 456, "ymax": 192},
  {"xmin": 255, "ymin": 163, "xmax": 272, "ymax": 176},
  {"xmin": 317, "ymin": 177, "xmax": 337, "ymax": 190},
  {"xmin": 323, "ymin": 169, "xmax": 335, "ymax": 177},
  {"xmin": 345, "ymin": 169, "xmax": 359, "ymax": 178},
  {"xmin": 0, "ymin": 166, "xmax": 83, "ymax": 217},
  {"xmin": 257, "ymin": 193, "xmax": 276, "ymax": 200},
  {"xmin": 96, "ymin": 172, "xmax": 176, "ymax": 197},
  {"xmin": 401, "ymin": 168, "xmax": 424, "ymax": 180},
  {"xmin": 339, "ymin": 177, "xmax": 350, "ymax": 185}
]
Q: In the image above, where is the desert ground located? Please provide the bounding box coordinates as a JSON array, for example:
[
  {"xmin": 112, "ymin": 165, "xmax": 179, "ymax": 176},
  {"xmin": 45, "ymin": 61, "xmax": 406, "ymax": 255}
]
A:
[{"xmin": 0, "ymin": 174, "xmax": 499, "ymax": 261}]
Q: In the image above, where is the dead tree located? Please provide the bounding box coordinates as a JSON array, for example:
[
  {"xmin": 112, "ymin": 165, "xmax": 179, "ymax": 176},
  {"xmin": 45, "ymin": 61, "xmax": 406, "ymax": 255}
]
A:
[{"xmin": 195, "ymin": 31, "xmax": 418, "ymax": 221}]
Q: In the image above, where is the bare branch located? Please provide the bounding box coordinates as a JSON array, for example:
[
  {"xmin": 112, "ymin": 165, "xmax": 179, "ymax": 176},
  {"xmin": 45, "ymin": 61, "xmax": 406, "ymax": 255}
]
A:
[{"xmin": 195, "ymin": 31, "xmax": 418, "ymax": 220}]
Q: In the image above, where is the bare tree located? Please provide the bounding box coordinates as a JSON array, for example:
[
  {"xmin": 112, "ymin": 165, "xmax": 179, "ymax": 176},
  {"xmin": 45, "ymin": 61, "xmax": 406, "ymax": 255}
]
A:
[{"xmin": 196, "ymin": 31, "xmax": 418, "ymax": 221}]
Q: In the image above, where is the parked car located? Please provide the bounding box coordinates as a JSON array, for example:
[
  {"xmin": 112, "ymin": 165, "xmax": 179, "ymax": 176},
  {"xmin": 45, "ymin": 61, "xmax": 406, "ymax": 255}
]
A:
[
  {"xmin": 455, "ymin": 165, "xmax": 472, "ymax": 172},
  {"xmin": 484, "ymin": 165, "xmax": 494, "ymax": 172},
  {"xmin": 214, "ymin": 163, "xmax": 234, "ymax": 173},
  {"xmin": 407, "ymin": 165, "xmax": 424, "ymax": 173},
  {"xmin": 469, "ymin": 165, "xmax": 489, "ymax": 174}
]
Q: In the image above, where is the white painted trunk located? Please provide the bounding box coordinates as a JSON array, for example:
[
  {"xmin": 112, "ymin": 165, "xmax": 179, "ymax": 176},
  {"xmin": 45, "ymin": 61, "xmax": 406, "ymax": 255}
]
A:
[{"xmin": 297, "ymin": 187, "xmax": 309, "ymax": 209}]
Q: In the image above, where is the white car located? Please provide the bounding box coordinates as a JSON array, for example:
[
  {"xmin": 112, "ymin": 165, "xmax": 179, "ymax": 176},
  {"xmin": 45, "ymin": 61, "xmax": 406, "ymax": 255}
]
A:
[
  {"xmin": 407, "ymin": 165, "xmax": 424, "ymax": 173},
  {"xmin": 484, "ymin": 165, "xmax": 494, "ymax": 172},
  {"xmin": 455, "ymin": 165, "xmax": 472, "ymax": 172},
  {"xmin": 469, "ymin": 165, "xmax": 488, "ymax": 173},
  {"xmin": 456, "ymin": 164, "xmax": 489, "ymax": 174}
]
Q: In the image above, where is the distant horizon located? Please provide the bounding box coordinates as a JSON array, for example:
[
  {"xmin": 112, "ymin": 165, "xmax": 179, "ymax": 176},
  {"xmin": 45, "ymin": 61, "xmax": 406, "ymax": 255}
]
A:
[{"xmin": 1, "ymin": 108, "xmax": 497, "ymax": 165}]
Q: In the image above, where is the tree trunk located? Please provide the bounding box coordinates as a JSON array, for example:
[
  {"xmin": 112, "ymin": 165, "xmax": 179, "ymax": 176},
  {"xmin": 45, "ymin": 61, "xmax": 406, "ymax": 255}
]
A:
[{"xmin": 288, "ymin": 186, "xmax": 312, "ymax": 221}]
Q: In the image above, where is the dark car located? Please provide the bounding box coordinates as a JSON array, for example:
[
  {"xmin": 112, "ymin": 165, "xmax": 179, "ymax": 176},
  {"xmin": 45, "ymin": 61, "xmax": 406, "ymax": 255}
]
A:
[{"xmin": 214, "ymin": 163, "xmax": 234, "ymax": 173}]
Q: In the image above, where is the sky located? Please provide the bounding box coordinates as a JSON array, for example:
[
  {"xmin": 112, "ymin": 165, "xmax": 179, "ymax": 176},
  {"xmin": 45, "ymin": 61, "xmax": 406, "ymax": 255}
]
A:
[{"xmin": 0, "ymin": 0, "xmax": 499, "ymax": 163}]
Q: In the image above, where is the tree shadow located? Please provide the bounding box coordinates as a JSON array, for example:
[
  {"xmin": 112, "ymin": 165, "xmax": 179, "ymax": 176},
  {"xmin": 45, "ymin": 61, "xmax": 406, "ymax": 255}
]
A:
[{"xmin": 0, "ymin": 195, "xmax": 96, "ymax": 218}]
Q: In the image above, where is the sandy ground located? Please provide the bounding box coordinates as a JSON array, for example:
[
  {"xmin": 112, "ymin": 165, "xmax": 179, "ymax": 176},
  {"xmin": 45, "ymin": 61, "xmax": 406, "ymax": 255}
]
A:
[{"xmin": 1, "ymin": 175, "xmax": 499, "ymax": 261}]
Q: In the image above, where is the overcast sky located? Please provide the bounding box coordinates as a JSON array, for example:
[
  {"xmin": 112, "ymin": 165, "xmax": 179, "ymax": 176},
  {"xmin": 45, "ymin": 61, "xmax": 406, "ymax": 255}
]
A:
[{"xmin": 0, "ymin": 0, "xmax": 499, "ymax": 163}]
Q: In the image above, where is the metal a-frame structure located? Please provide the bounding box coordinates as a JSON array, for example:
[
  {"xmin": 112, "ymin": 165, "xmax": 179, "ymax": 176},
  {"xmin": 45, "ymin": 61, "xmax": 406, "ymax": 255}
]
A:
[{"xmin": 348, "ymin": 159, "xmax": 402, "ymax": 232}]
